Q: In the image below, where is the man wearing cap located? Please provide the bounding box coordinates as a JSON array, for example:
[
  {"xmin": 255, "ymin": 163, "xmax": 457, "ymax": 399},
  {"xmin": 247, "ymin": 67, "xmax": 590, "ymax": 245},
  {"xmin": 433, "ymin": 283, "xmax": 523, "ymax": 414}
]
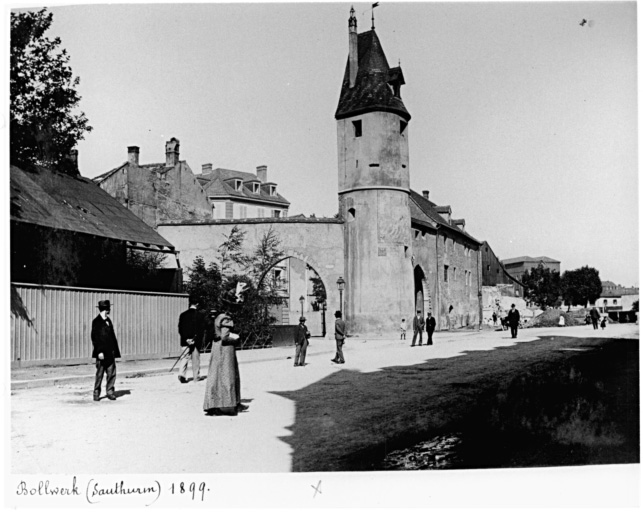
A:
[
  {"xmin": 507, "ymin": 304, "xmax": 521, "ymax": 339},
  {"xmin": 177, "ymin": 298, "xmax": 205, "ymax": 383},
  {"xmin": 294, "ymin": 316, "xmax": 310, "ymax": 367},
  {"xmin": 331, "ymin": 310, "xmax": 346, "ymax": 364},
  {"xmin": 91, "ymin": 300, "xmax": 121, "ymax": 401}
]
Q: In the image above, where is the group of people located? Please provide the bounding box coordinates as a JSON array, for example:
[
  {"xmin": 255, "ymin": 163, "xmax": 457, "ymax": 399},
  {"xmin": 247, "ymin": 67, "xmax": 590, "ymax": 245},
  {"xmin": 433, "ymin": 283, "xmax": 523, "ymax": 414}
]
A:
[
  {"xmin": 587, "ymin": 307, "xmax": 607, "ymax": 330},
  {"xmin": 400, "ymin": 310, "xmax": 436, "ymax": 346},
  {"xmin": 91, "ymin": 297, "xmax": 349, "ymax": 414}
]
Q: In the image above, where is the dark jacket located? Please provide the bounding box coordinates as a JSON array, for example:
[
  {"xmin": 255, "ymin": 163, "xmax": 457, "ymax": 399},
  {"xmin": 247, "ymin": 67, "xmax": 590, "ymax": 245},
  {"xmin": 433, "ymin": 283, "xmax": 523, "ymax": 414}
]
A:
[
  {"xmin": 426, "ymin": 316, "xmax": 436, "ymax": 332},
  {"xmin": 91, "ymin": 314, "xmax": 121, "ymax": 361},
  {"xmin": 295, "ymin": 323, "xmax": 310, "ymax": 345},
  {"xmin": 178, "ymin": 307, "xmax": 205, "ymax": 348},
  {"xmin": 590, "ymin": 308, "xmax": 601, "ymax": 320},
  {"xmin": 335, "ymin": 319, "xmax": 346, "ymax": 341},
  {"xmin": 507, "ymin": 309, "xmax": 521, "ymax": 327},
  {"xmin": 413, "ymin": 315, "xmax": 425, "ymax": 331}
]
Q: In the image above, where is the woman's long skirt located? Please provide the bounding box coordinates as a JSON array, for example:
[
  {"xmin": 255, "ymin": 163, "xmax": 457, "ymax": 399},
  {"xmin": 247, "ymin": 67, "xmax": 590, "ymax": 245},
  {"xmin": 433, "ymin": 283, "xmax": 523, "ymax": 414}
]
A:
[{"xmin": 203, "ymin": 342, "xmax": 241, "ymax": 411}]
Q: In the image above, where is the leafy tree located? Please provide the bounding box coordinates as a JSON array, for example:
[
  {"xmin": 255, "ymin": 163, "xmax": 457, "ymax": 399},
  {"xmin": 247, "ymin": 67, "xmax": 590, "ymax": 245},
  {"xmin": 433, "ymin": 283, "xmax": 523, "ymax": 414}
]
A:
[
  {"xmin": 184, "ymin": 227, "xmax": 287, "ymax": 348},
  {"xmin": 11, "ymin": 8, "xmax": 92, "ymax": 175},
  {"xmin": 521, "ymin": 264, "xmax": 561, "ymax": 310},
  {"xmin": 632, "ymin": 300, "xmax": 639, "ymax": 312},
  {"xmin": 560, "ymin": 266, "xmax": 602, "ymax": 310},
  {"xmin": 308, "ymin": 264, "xmax": 326, "ymax": 310}
]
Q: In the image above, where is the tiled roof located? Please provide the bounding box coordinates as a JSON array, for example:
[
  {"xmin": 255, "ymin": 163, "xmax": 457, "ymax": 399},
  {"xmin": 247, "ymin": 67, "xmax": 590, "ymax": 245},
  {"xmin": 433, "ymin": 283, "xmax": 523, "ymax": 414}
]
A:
[
  {"xmin": 409, "ymin": 189, "xmax": 480, "ymax": 244},
  {"xmin": 93, "ymin": 162, "xmax": 173, "ymax": 185},
  {"xmin": 335, "ymin": 30, "xmax": 411, "ymax": 122},
  {"xmin": 11, "ymin": 165, "xmax": 174, "ymax": 249},
  {"xmin": 501, "ymin": 256, "xmax": 560, "ymax": 265},
  {"xmin": 203, "ymin": 174, "xmax": 290, "ymax": 206}
]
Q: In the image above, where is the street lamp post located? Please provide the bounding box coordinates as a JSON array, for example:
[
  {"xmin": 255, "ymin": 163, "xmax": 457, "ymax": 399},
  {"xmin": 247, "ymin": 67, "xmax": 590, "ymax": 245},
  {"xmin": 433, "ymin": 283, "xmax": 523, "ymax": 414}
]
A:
[
  {"xmin": 299, "ymin": 295, "xmax": 305, "ymax": 317},
  {"xmin": 337, "ymin": 276, "xmax": 345, "ymax": 314}
]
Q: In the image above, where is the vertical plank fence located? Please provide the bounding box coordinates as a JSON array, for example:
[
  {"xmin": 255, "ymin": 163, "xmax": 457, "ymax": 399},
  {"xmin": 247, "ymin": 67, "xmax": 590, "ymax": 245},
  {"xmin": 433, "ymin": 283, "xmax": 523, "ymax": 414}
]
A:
[{"xmin": 11, "ymin": 283, "xmax": 188, "ymax": 368}]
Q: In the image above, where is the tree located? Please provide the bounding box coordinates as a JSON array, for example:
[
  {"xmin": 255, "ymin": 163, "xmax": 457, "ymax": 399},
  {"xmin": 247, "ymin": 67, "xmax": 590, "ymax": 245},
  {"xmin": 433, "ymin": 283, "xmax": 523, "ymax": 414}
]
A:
[
  {"xmin": 184, "ymin": 255, "xmax": 222, "ymax": 311},
  {"xmin": 10, "ymin": 8, "xmax": 92, "ymax": 175},
  {"xmin": 521, "ymin": 264, "xmax": 561, "ymax": 310},
  {"xmin": 632, "ymin": 300, "xmax": 638, "ymax": 313},
  {"xmin": 560, "ymin": 266, "xmax": 602, "ymax": 310},
  {"xmin": 308, "ymin": 264, "xmax": 326, "ymax": 310}
]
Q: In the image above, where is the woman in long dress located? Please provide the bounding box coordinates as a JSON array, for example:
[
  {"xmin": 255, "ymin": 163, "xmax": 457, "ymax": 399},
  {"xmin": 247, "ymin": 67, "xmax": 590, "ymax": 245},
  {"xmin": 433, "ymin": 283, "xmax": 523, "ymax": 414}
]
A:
[{"xmin": 203, "ymin": 312, "xmax": 247, "ymax": 415}]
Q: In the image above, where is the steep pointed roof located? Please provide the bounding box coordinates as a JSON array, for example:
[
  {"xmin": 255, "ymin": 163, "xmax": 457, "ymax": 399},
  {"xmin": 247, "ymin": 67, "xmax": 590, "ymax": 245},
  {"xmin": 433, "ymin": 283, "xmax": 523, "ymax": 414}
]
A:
[{"xmin": 335, "ymin": 30, "xmax": 411, "ymax": 121}]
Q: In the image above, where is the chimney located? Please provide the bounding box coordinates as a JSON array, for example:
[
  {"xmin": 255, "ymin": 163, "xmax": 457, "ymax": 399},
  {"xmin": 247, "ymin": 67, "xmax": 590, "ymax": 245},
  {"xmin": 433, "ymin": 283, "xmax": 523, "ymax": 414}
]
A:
[
  {"xmin": 128, "ymin": 146, "xmax": 140, "ymax": 165},
  {"xmin": 422, "ymin": 190, "xmax": 429, "ymax": 200},
  {"xmin": 201, "ymin": 163, "xmax": 213, "ymax": 175},
  {"xmin": 256, "ymin": 165, "xmax": 268, "ymax": 183},
  {"xmin": 165, "ymin": 137, "xmax": 180, "ymax": 167},
  {"xmin": 348, "ymin": 6, "xmax": 358, "ymax": 88},
  {"xmin": 69, "ymin": 149, "xmax": 79, "ymax": 175}
]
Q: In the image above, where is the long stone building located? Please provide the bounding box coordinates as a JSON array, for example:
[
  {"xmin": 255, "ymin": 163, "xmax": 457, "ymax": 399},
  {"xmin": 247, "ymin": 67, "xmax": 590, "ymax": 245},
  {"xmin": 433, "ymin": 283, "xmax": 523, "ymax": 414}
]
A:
[{"xmin": 157, "ymin": 9, "xmax": 484, "ymax": 337}]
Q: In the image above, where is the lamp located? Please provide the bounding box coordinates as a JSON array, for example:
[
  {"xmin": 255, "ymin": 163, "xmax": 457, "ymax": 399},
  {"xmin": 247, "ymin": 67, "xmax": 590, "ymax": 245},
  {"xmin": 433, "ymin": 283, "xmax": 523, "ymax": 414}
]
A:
[
  {"xmin": 337, "ymin": 276, "xmax": 345, "ymax": 313},
  {"xmin": 299, "ymin": 295, "xmax": 305, "ymax": 317}
]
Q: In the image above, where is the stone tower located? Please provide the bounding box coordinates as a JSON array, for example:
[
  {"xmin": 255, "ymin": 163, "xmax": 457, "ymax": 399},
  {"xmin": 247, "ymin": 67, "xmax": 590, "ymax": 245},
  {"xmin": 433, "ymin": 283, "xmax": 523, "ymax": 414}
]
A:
[{"xmin": 335, "ymin": 7, "xmax": 414, "ymax": 336}]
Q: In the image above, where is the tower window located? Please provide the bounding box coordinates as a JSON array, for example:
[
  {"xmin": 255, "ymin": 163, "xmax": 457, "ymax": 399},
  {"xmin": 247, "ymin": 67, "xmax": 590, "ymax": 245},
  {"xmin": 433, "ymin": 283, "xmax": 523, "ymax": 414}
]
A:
[
  {"xmin": 444, "ymin": 265, "xmax": 449, "ymax": 282},
  {"xmin": 352, "ymin": 120, "xmax": 362, "ymax": 137},
  {"xmin": 400, "ymin": 121, "xmax": 408, "ymax": 134},
  {"xmin": 347, "ymin": 207, "xmax": 356, "ymax": 221}
]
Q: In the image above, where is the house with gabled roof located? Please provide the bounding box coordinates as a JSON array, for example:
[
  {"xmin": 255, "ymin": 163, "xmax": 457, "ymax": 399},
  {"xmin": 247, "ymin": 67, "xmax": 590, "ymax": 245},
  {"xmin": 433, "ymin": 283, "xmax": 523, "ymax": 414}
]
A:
[
  {"xmin": 197, "ymin": 164, "xmax": 290, "ymax": 219},
  {"xmin": 501, "ymin": 255, "xmax": 561, "ymax": 282}
]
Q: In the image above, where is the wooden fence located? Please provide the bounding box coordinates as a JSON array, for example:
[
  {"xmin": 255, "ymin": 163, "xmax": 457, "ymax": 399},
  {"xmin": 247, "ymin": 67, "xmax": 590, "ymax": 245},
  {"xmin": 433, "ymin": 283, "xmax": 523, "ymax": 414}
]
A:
[{"xmin": 11, "ymin": 282, "xmax": 188, "ymax": 367}]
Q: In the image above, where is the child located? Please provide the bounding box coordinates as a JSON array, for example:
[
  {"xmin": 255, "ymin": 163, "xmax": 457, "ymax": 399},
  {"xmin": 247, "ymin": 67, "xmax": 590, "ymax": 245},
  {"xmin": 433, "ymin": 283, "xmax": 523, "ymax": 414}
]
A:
[
  {"xmin": 600, "ymin": 316, "xmax": 607, "ymax": 330},
  {"xmin": 400, "ymin": 319, "xmax": 407, "ymax": 340}
]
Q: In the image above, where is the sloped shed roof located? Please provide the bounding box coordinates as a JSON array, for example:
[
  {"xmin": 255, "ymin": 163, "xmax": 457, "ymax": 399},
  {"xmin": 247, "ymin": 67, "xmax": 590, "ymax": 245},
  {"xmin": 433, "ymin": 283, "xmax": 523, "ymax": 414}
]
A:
[{"xmin": 11, "ymin": 165, "xmax": 174, "ymax": 249}]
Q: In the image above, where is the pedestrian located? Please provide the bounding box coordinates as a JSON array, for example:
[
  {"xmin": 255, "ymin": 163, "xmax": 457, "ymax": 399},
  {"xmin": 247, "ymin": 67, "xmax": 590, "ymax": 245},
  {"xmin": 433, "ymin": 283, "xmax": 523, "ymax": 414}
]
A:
[
  {"xmin": 585, "ymin": 314, "xmax": 591, "ymax": 325},
  {"xmin": 331, "ymin": 310, "xmax": 346, "ymax": 364},
  {"xmin": 507, "ymin": 303, "xmax": 520, "ymax": 339},
  {"xmin": 177, "ymin": 297, "xmax": 205, "ymax": 383},
  {"xmin": 600, "ymin": 316, "xmax": 607, "ymax": 330},
  {"xmin": 400, "ymin": 318, "xmax": 407, "ymax": 340},
  {"xmin": 589, "ymin": 307, "xmax": 600, "ymax": 330},
  {"xmin": 203, "ymin": 310, "xmax": 247, "ymax": 416},
  {"xmin": 492, "ymin": 311, "xmax": 498, "ymax": 326},
  {"xmin": 425, "ymin": 311, "xmax": 436, "ymax": 345},
  {"xmin": 91, "ymin": 300, "xmax": 121, "ymax": 401},
  {"xmin": 558, "ymin": 313, "xmax": 565, "ymax": 327},
  {"xmin": 411, "ymin": 310, "xmax": 425, "ymax": 346},
  {"xmin": 294, "ymin": 316, "xmax": 310, "ymax": 367}
]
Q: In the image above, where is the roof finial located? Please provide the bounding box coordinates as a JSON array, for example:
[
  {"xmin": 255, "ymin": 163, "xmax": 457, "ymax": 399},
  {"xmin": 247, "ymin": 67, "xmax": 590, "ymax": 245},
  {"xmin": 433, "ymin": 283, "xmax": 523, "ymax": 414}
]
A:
[
  {"xmin": 371, "ymin": 2, "xmax": 379, "ymax": 30},
  {"xmin": 349, "ymin": 6, "xmax": 357, "ymax": 29}
]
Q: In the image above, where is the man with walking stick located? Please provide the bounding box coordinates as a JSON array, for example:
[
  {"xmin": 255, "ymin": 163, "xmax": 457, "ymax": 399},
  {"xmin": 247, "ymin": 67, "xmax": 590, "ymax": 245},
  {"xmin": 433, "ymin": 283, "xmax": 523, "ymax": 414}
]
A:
[{"xmin": 177, "ymin": 297, "xmax": 205, "ymax": 383}]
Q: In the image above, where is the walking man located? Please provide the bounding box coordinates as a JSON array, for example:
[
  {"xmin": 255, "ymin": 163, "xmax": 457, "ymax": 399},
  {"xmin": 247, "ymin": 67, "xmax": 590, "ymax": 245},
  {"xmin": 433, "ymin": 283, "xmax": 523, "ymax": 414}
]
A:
[
  {"xmin": 91, "ymin": 300, "xmax": 121, "ymax": 401},
  {"xmin": 331, "ymin": 310, "xmax": 346, "ymax": 364},
  {"xmin": 411, "ymin": 310, "xmax": 425, "ymax": 347},
  {"xmin": 507, "ymin": 304, "xmax": 520, "ymax": 339},
  {"xmin": 294, "ymin": 316, "xmax": 310, "ymax": 367},
  {"xmin": 589, "ymin": 307, "xmax": 600, "ymax": 330},
  {"xmin": 425, "ymin": 311, "xmax": 436, "ymax": 345},
  {"xmin": 178, "ymin": 298, "xmax": 205, "ymax": 383}
]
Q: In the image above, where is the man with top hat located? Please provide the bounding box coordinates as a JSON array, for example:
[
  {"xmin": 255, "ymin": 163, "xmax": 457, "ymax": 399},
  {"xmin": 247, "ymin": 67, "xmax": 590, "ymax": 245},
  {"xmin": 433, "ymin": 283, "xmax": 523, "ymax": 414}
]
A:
[
  {"xmin": 177, "ymin": 296, "xmax": 205, "ymax": 383},
  {"xmin": 91, "ymin": 300, "xmax": 121, "ymax": 401},
  {"xmin": 331, "ymin": 310, "xmax": 346, "ymax": 364},
  {"xmin": 293, "ymin": 316, "xmax": 310, "ymax": 367}
]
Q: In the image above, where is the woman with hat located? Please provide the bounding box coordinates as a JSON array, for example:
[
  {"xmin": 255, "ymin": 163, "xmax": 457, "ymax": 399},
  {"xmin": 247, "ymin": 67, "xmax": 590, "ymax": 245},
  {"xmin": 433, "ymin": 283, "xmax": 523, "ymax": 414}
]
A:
[
  {"xmin": 91, "ymin": 300, "xmax": 121, "ymax": 401},
  {"xmin": 203, "ymin": 308, "xmax": 247, "ymax": 416}
]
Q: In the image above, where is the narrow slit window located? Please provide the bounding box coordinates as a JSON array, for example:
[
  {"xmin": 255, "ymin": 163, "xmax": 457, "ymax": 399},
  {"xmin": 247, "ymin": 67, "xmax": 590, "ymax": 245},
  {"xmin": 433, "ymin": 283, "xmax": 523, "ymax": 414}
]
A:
[{"xmin": 352, "ymin": 120, "xmax": 362, "ymax": 138}]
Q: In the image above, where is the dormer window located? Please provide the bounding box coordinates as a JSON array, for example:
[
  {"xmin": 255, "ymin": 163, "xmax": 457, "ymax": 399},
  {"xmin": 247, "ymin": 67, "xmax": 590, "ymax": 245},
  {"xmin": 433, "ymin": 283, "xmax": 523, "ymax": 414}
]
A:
[
  {"xmin": 270, "ymin": 185, "xmax": 277, "ymax": 196},
  {"xmin": 234, "ymin": 179, "xmax": 242, "ymax": 191},
  {"xmin": 252, "ymin": 183, "xmax": 260, "ymax": 194}
]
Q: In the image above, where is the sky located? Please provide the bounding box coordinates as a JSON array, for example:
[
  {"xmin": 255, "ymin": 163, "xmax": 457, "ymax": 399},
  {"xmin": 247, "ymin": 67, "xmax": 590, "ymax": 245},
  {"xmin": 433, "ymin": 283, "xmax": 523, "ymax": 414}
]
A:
[{"xmin": 7, "ymin": 1, "xmax": 639, "ymax": 286}]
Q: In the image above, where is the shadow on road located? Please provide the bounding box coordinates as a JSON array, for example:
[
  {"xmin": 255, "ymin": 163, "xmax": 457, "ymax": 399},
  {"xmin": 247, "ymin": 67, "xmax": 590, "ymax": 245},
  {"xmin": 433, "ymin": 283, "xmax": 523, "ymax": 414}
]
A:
[{"xmin": 273, "ymin": 336, "xmax": 639, "ymax": 472}]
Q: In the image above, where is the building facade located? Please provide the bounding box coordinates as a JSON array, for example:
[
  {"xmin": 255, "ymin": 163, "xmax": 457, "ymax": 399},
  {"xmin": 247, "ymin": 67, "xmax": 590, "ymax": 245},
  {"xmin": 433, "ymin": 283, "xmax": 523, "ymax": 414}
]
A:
[{"xmin": 501, "ymin": 255, "xmax": 561, "ymax": 282}]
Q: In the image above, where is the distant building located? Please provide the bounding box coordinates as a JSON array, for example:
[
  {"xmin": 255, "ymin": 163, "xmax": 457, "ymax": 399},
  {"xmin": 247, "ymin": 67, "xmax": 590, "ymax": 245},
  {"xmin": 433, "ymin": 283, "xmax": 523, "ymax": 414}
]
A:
[
  {"xmin": 95, "ymin": 139, "xmax": 290, "ymax": 226},
  {"xmin": 480, "ymin": 241, "xmax": 524, "ymax": 297},
  {"xmin": 196, "ymin": 164, "xmax": 290, "ymax": 220},
  {"xmin": 501, "ymin": 255, "xmax": 561, "ymax": 282}
]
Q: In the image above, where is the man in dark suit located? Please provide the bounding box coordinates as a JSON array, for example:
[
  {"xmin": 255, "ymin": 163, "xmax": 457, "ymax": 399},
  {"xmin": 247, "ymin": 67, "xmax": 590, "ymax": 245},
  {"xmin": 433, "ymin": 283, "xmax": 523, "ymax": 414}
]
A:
[
  {"xmin": 425, "ymin": 311, "xmax": 436, "ymax": 345},
  {"xmin": 91, "ymin": 300, "xmax": 121, "ymax": 401},
  {"xmin": 411, "ymin": 310, "xmax": 425, "ymax": 347},
  {"xmin": 507, "ymin": 304, "xmax": 521, "ymax": 339},
  {"xmin": 589, "ymin": 307, "xmax": 600, "ymax": 330},
  {"xmin": 293, "ymin": 316, "xmax": 310, "ymax": 367},
  {"xmin": 331, "ymin": 310, "xmax": 346, "ymax": 364},
  {"xmin": 178, "ymin": 298, "xmax": 205, "ymax": 383}
]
